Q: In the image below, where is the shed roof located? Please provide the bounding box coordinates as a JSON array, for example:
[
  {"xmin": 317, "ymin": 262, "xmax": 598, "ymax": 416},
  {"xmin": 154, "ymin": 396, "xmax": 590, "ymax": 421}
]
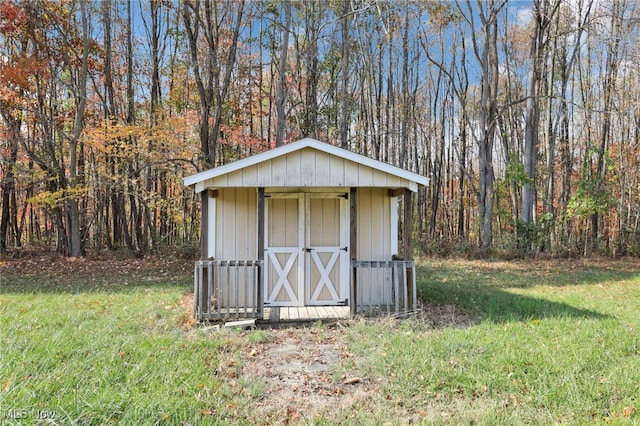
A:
[{"xmin": 183, "ymin": 138, "xmax": 430, "ymax": 193}]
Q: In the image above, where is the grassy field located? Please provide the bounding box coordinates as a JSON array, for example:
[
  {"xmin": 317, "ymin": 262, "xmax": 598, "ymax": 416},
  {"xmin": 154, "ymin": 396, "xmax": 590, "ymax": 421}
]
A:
[{"xmin": 1, "ymin": 255, "xmax": 639, "ymax": 425}]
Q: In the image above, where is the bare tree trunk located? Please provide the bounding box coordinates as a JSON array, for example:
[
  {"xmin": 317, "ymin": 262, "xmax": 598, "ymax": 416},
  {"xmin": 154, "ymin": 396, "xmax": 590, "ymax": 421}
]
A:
[
  {"xmin": 183, "ymin": 0, "xmax": 214, "ymax": 166},
  {"xmin": 0, "ymin": 119, "xmax": 20, "ymax": 252},
  {"xmin": 126, "ymin": 0, "xmax": 141, "ymax": 253},
  {"xmin": 145, "ymin": 0, "xmax": 163, "ymax": 250},
  {"xmin": 547, "ymin": 0, "xmax": 592, "ymax": 248},
  {"xmin": 101, "ymin": 0, "xmax": 117, "ymax": 249},
  {"xmin": 522, "ymin": 0, "xmax": 559, "ymax": 228},
  {"xmin": 301, "ymin": 1, "xmax": 320, "ymax": 138},
  {"xmin": 210, "ymin": 1, "xmax": 244, "ymax": 154},
  {"xmin": 467, "ymin": 0, "xmax": 505, "ymax": 249},
  {"xmin": 339, "ymin": 0, "xmax": 350, "ymax": 149},
  {"xmin": 591, "ymin": 0, "xmax": 624, "ymax": 247},
  {"xmin": 521, "ymin": 0, "xmax": 543, "ymax": 225},
  {"xmin": 66, "ymin": 2, "xmax": 91, "ymax": 257},
  {"xmin": 275, "ymin": 0, "xmax": 291, "ymax": 147},
  {"xmin": 399, "ymin": 6, "xmax": 410, "ymax": 168}
]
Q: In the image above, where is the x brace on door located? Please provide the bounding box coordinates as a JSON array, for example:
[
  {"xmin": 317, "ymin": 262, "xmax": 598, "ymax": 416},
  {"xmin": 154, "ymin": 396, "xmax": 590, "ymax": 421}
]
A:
[
  {"xmin": 307, "ymin": 248, "xmax": 341, "ymax": 302},
  {"xmin": 265, "ymin": 248, "xmax": 300, "ymax": 304}
]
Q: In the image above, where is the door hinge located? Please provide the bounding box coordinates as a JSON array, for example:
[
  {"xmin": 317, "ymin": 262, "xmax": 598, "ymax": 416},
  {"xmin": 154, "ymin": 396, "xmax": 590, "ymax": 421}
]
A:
[
  {"xmin": 339, "ymin": 193, "xmax": 349, "ymax": 199},
  {"xmin": 304, "ymin": 248, "xmax": 314, "ymax": 252},
  {"xmin": 340, "ymin": 246, "xmax": 348, "ymax": 252}
]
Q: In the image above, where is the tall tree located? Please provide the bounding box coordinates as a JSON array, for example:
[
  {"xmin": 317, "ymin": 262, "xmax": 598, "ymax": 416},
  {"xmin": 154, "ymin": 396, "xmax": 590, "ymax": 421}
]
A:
[
  {"xmin": 544, "ymin": 0, "xmax": 592, "ymax": 246},
  {"xmin": 297, "ymin": 1, "xmax": 321, "ymax": 138},
  {"xmin": 0, "ymin": 0, "xmax": 27, "ymax": 251},
  {"xmin": 465, "ymin": 0, "xmax": 506, "ymax": 249},
  {"xmin": 65, "ymin": 0, "xmax": 91, "ymax": 257},
  {"xmin": 338, "ymin": 0, "xmax": 350, "ymax": 149},
  {"xmin": 591, "ymin": 0, "xmax": 626, "ymax": 245},
  {"xmin": 274, "ymin": 0, "xmax": 291, "ymax": 147},
  {"xmin": 521, "ymin": 0, "xmax": 559, "ymax": 228},
  {"xmin": 183, "ymin": 0, "xmax": 245, "ymax": 167}
]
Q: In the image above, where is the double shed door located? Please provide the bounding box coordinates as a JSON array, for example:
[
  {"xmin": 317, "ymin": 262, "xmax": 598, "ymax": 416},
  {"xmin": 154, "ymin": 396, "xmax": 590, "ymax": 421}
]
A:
[{"xmin": 264, "ymin": 193, "xmax": 349, "ymax": 307}]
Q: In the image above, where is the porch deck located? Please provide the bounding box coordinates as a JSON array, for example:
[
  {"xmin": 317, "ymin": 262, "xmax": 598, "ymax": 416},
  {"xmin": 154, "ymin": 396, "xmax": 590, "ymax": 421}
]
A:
[{"xmin": 262, "ymin": 306, "xmax": 351, "ymax": 324}]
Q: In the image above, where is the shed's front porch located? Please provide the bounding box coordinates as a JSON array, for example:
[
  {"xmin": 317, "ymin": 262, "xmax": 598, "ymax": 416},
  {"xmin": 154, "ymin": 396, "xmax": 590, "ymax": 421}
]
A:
[{"xmin": 192, "ymin": 258, "xmax": 416, "ymax": 323}]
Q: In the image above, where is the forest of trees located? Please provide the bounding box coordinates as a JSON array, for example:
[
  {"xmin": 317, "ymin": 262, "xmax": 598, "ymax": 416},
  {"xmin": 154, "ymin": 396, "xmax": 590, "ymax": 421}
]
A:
[{"xmin": 1, "ymin": 0, "xmax": 640, "ymax": 258}]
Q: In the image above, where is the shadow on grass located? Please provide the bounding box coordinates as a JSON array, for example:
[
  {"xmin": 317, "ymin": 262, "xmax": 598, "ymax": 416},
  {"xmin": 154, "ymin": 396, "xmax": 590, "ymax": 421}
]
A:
[
  {"xmin": 415, "ymin": 262, "xmax": 629, "ymax": 323},
  {"xmin": 0, "ymin": 276, "xmax": 191, "ymax": 295},
  {"xmin": 429, "ymin": 261, "xmax": 639, "ymax": 290},
  {"xmin": 0, "ymin": 253, "xmax": 197, "ymax": 295}
]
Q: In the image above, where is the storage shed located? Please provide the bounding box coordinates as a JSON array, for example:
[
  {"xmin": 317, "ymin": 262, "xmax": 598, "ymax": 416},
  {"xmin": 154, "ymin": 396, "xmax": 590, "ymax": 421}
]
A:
[{"xmin": 183, "ymin": 138, "xmax": 429, "ymax": 322}]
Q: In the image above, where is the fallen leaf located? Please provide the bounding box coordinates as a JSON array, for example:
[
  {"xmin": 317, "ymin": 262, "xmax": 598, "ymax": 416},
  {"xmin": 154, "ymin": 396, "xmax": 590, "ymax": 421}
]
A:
[
  {"xmin": 286, "ymin": 406, "xmax": 300, "ymax": 419},
  {"xmin": 343, "ymin": 377, "xmax": 361, "ymax": 385},
  {"xmin": 622, "ymin": 407, "xmax": 635, "ymax": 417}
]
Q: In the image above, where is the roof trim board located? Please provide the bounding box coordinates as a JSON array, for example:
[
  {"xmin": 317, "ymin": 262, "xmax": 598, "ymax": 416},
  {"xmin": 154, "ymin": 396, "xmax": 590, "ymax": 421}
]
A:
[{"xmin": 184, "ymin": 138, "xmax": 429, "ymax": 192}]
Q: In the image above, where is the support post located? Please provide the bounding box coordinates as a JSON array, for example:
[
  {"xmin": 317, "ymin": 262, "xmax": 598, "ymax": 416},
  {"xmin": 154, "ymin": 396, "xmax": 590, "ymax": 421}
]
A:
[
  {"xmin": 350, "ymin": 187, "xmax": 357, "ymax": 316},
  {"xmin": 403, "ymin": 189, "xmax": 414, "ymax": 311},
  {"xmin": 199, "ymin": 191, "xmax": 209, "ymax": 318},
  {"xmin": 200, "ymin": 191, "xmax": 208, "ymax": 260},
  {"xmin": 257, "ymin": 188, "xmax": 265, "ymax": 319}
]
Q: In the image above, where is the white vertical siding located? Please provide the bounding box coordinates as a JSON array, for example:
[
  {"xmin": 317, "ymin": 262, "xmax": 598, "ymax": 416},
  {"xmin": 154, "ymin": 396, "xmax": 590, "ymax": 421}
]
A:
[
  {"xmin": 372, "ymin": 169, "xmax": 389, "ymax": 186},
  {"xmin": 357, "ymin": 188, "xmax": 391, "ymax": 261},
  {"xmin": 357, "ymin": 164, "xmax": 374, "ymax": 186},
  {"xmin": 285, "ymin": 152, "xmax": 301, "ymax": 186},
  {"xmin": 270, "ymin": 155, "xmax": 287, "ymax": 186},
  {"xmin": 241, "ymin": 166, "xmax": 258, "ymax": 186},
  {"xmin": 390, "ymin": 196, "xmax": 399, "ymax": 256},
  {"xmin": 357, "ymin": 188, "xmax": 393, "ymax": 306},
  {"xmin": 207, "ymin": 196, "xmax": 216, "ymax": 258},
  {"xmin": 215, "ymin": 188, "xmax": 257, "ymax": 260},
  {"xmin": 300, "ymin": 149, "xmax": 315, "ymax": 185},
  {"xmin": 344, "ymin": 160, "xmax": 359, "ymax": 186},
  {"xmin": 329, "ymin": 154, "xmax": 346, "ymax": 185},
  {"xmin": 257, "ymin": 161, "xmax": 271, "ymax": 185}
]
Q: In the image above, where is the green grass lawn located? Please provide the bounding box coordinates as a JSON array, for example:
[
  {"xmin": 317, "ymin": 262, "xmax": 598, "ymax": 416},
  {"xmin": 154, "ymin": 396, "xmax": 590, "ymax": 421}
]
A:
[{"xmin": 1, "ymin": 256, "xmax": 639, "ymax": 425}]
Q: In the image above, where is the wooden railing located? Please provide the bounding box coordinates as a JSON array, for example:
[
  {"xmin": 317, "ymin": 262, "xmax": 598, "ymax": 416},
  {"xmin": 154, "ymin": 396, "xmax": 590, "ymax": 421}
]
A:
[
  {"xmin": 193, "ymin": 260, "xmax": 263, "ymax": 321},
  {"xmin": 193, "ymin": 259, "xmax": 416, "ymax": 322},
  {"xmin": 351, "ymin": 260, "xmax": 416, "ymax": 316}
]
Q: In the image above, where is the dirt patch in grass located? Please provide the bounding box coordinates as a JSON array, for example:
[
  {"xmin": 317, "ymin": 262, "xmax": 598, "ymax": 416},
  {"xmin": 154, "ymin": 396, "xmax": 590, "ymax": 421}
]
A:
[
  {"xmin": 417, "ymin": 300, "xmax": 477, "ymax": 328},
  {"xmin": 234, "ymin": 302, "xmax": 476, "ymax": 424},
  {"xmin": 239, "ymin": 325, "xmax": 383, "ymax": 424}
]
